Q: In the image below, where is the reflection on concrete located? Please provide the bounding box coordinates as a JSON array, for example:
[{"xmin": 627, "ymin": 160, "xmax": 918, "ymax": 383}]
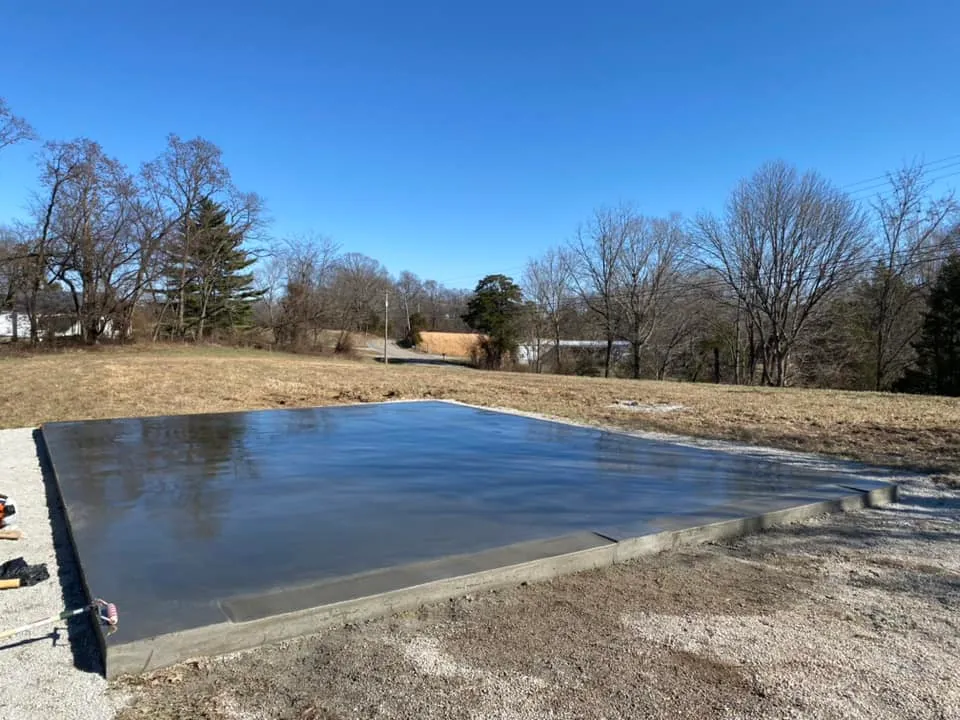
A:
[{"xmin": 44, "ymin": 401, "xmax": 868, "ymax": 644}]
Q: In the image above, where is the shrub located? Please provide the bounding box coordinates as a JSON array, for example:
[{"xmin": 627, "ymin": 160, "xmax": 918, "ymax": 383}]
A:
[
  {"xmin": 574, "ymin": 353, "xmax": 601, "ymax": 377},
  {"xmin": 334, "ymin": 331, "xmax": 355, "ymax": 356}
]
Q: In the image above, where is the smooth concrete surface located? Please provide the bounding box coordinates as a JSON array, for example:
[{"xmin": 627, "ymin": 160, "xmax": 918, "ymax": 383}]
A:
[
  {"xmin": 102, "ymin": 482, "xmax": 898, "ymax": 679},
  {"xmin": 222, "ymin": 531, "xmax": 614, "ymax": 622},
  {"xmin": 40, "ymin": 400, "xmax": 899, "ymax": 678}
]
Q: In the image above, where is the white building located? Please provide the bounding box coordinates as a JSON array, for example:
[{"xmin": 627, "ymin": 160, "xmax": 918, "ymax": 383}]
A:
[
  {"xmin": 0, "ymin": 311, "xmax": 92, "ymax": 340},
  {"xmin": 0, "ymin": 311, "xmax": 31, "ymax": 340},
  {"xmin": 516, "ymin": 339, "xmax": 630, "ymax": 365}
]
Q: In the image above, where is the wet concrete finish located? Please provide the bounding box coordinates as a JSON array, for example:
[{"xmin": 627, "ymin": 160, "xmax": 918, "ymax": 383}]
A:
[
  {"xmin": 43, "ymin": 401, "xmax": 881, "ymax": 649},
  {"xmin": 222, "ymin": 531, "xmax": 614, "ymax": 623}
]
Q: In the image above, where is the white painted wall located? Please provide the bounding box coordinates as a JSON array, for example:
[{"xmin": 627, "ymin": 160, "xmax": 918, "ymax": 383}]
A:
[
  {"xmin": 0, "ymin": 312, "xmax": 90, "ymax": 339},
  {"xmin": 0, "ymin": 312, "xmax": 30, "ymax": 339},
  {"xmin": 517, "ymin": 340, "xmax": 630, "ymax": 365}
]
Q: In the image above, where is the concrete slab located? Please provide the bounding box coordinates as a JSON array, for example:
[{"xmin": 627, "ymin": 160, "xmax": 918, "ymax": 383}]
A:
[
  {"xmin": 221, "ymin": 531, "xmax": 614, "ymax": 622},
  {"xmin": 40, "ymin": 400, "xmax": 899, "ymax": 678}
]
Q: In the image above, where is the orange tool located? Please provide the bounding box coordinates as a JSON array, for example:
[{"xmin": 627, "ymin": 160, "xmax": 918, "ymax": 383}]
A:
[{"xmin": 0, "ymin": 494, "xmax": 16, "ymax": 528}]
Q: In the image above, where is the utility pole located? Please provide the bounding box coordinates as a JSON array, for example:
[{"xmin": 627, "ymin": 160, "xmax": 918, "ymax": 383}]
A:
[
  {"xmin": 384, "ymin": 291, "xmax": 389, "ymax": 365},
  {"xmin": 733, "ymin": 269, "xmax": 743, "ymax": 385},
  {"xmin": 740, "ymin": 268, "xmax": 743, "ymax": 385}
]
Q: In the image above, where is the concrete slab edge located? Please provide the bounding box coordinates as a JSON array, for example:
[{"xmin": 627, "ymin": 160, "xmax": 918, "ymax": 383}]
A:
[
  {"xmin": 222, "ymin": 531, "xmax": 613, "ymax": 623},
  {"xmin": 105, "ymin": 482, "xmax": 897, "ymax": 679}
]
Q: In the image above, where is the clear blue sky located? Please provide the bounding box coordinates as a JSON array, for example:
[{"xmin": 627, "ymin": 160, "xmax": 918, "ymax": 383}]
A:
[{"xmin": 1, "ymin": 1, "xmax": 958, "ymax": 288}]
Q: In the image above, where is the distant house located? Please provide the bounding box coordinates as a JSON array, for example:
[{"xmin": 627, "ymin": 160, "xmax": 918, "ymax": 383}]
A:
[
  {"xmin": 0, "ymin": 310, "xmax": 117, "ymax": 341},
  {"xmin": 1, "ymin": 290, "xmax": 79, "ymax": 341},
  {"xmin": 516, "ymin": 339, "xmax": 630, "ymax": 366},
  {"xmin": 0, "ymin": 311, "xmax": 31, "ymax": 340}
]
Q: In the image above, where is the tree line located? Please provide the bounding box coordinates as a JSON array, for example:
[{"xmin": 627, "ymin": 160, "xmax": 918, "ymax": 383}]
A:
[
  {"xmin": 516, "ymin": 160, "xmax": 959, "ymax": 393},
  {"xmin": 0, "ymin": 99, "xmax": 469, "ymax": 349},
  {"xmin": 2, "ymin": 97, "xmax": 959, "ymax": 394},
  {"xmin": 257, "ymin": 235, "xmax": 471, "ymax": 352},
  {"xmin": 0, "ymin": 98, "xmax": 266, "ymax": 343}
]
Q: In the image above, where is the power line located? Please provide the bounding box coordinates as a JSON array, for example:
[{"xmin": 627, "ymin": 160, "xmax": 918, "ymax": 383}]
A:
[
  {"xmin": 434, "ymin": 158, "xmax": 960, "ymax": 290},
  {"xmin": 848, "ymin": 164, "xmax": 960, "ymax": 200},
  {"xmin": 840, "ymin": 153, "xmax": 960, "ymax": 190}
]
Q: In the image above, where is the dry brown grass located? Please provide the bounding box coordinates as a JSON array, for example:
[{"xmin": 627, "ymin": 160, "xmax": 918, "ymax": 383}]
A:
[
  {"xmin": 1, "ymin": 344, "xmax": 958, "ymax": 472},
  {"xmin": 418, "ymin": 331, "xmax": 481, "ymax": 357}
]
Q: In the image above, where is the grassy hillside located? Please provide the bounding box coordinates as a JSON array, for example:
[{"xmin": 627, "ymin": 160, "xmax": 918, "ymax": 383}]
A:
[{"xmin": 1, "ymin": 343, "xmax": 957, "ymax": 472}]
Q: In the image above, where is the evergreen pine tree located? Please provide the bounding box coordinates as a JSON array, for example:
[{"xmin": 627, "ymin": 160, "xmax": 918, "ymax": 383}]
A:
[
  {"xmin": 462, "ymin": 274, "xmax": 524, "ymax": 367},
  {"xmin": 900, "ymin": 254, "xmax": 960, "ymax": 395},
  {"xmin": 176, "ymin": 198, "xmax": 262, "ymax": 338}
]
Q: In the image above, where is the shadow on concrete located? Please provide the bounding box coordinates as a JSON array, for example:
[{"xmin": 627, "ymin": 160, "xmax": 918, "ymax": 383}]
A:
[{"xmin": 33, "ymin": 429, "xmax": 104, "ymax": 675}]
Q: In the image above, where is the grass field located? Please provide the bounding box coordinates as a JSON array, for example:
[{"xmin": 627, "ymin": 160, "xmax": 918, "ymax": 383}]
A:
[{"xmin": 1, "ymin": 343, "xmax": 958, "ymax": 474}]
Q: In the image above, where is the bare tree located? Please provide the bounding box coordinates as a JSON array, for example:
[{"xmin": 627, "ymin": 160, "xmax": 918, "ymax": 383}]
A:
[
  {"xmin": 395, "ymin": 270, "xmax": 424, "ymax": 336},
  {"xmin": 0, "ymin": 98, "xmax": 35, "ymax": 154},
  {"xmin": 0, "ymin": 108, "xmax": 37, "ymax": 337},
  {"xmin": 523, "ymin": 247, "xmax": 572, "ymax": 372},
  {"xmin": 521, "ymin": 264, "xmax": 547, "ymax": 372},
  {"xmin": 695, "ymin": 160, "xmax": 870, "ymax": 386},
  {"xmin": 646, "ymin": 273, "xmax": 705, "ymax": 380},
  {"xmin": 421, "ymin": 279, "xmax": 440, "ymax": 329},
  {"xmin": 569, "ymin": 205, "xmax": 631, "ymax": 377},
  {"xmin": 272, "ymin": 233, "xmax": 340, "ymax": 347},
  {"xmin": 439, "ymin": 287, "xmax": 471, "ymax": 331},
  {"xmin": 615, "ymin": 213, "xmax": 687, "ymax": 378},
  {"xmin": 0, "ymin": 225, "xmax": 27, "ymax": 312},
  {"xmin": 329, "ymin": 253, "xmax": 391, "ymax": 345},
  {"xmin": 45, "ymin": 140, "xmax": 144, "ymax": 343},
  {"xmin": 252, "ymin": 252, "xmax": 285, "ymax": 336},
  {"xmin": 140, "ymin": 134, "xmax": 232, "ymax": 338},
  {"xmin": 22, "ymin": 142, "xmax": 86, "ymax": 341},
  {"xmin": 863, "ymin": 163, "xmax": 957, "ymax": 389},
  {"xmin": 118, "ymin": 191, "xmax": 169, "ymax": 338}
]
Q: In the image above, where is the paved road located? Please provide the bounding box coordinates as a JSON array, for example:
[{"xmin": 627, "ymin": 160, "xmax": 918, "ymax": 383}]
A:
[{"xmin": 365, "ymin": 338, "xmax": 468, "ymax": 366}]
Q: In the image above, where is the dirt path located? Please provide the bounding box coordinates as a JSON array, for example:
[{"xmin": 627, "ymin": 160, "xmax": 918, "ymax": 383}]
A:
[{"xmin": 116, "ymin": 475, "xmax": 960, "ymax": 720}]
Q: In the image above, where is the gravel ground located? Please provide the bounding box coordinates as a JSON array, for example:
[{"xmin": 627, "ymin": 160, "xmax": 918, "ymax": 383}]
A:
[
  {"xmin": 2, "ymin": 425, "xmax": 958, "ymax": 720},
  {"xmin": 116, "ymin": 474, "xmax": 960, "ymax": 720},
  {"xmin": 0, "ymin": 428, "xmax": 121, "ymax": 720}
]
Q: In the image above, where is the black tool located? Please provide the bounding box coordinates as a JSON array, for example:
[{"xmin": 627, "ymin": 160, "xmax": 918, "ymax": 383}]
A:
[{"xmin": 0, "ymin": 557, "xmax": 50, "ymax": 589}]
